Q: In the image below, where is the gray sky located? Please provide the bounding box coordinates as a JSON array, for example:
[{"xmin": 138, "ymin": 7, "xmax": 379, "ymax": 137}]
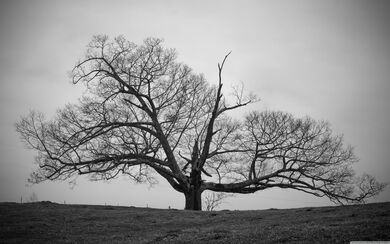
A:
[{"xmin": 0, "ymin": 0, "xmax": 389, "ymax": 210}]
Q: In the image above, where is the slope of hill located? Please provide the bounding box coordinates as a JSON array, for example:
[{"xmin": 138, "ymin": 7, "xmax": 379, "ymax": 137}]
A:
[{"xmin": 0, "ymin": 201, "xmax": 389, "ymax": 243}]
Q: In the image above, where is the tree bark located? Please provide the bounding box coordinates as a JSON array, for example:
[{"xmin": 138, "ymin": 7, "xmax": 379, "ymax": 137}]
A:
[
  {"xmin": 184, "ymin": 188, "xmax": 202, "ymax": 210},
  {"xmin": 184, "ymin": 169, "xmax": 202, "ymax": 210}
]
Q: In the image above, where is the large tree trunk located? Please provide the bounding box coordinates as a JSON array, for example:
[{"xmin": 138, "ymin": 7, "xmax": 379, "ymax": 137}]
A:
[
  {"xmin": 184, "ymin": 169, "xmax": 202, "ymax": 210},
  {"xmin": 184, "ymin": 188, "xmax": 202, "ymax": 210}
]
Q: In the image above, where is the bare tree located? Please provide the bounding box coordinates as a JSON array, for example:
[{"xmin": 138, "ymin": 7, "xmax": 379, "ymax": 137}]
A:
[
  {"xmin": 203, "ymin": 191, "xmax": 231, "ymax": 211},
  {"xmin": 16, "ymin": 36, "xmax": 386, "ymax": 210}
]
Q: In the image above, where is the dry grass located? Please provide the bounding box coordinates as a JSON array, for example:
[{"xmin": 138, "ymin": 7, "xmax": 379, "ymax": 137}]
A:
[{"xmin": 0, "ymin": 201, "xmax": 389, "ymax": 243}]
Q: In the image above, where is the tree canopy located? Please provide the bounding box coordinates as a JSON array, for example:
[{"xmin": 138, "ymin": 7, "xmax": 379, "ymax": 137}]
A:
[{"xmin": 16, "ymin": 36, "xmax": 386, "ymax": 210}]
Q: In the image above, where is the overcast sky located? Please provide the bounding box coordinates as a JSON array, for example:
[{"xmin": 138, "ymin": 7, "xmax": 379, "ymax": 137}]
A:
[{"xmin": 0, "ymin": 0, "xmax": 389, "ymax": 210}]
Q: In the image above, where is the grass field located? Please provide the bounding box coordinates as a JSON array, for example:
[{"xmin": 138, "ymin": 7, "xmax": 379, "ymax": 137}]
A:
[{"xmin": 0, "ymin": 201, "xmax": 389, "ymax": 243}]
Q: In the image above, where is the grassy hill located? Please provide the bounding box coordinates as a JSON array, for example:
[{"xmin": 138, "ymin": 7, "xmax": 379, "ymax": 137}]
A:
[{"xmin": 0, "ymin": 201, "xmax": 389, "ymax": 243}]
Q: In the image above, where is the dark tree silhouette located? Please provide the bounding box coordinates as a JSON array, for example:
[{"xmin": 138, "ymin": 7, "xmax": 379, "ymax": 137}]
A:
[{"xmin": 16, "ymin": 36, "xmax": 386, "ymax": 210}]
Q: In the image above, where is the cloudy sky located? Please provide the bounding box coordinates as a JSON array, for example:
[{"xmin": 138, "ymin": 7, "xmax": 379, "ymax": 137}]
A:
[{"xmin": 0, "ymin": 0, "xmax": 389, "ymax": 210}]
